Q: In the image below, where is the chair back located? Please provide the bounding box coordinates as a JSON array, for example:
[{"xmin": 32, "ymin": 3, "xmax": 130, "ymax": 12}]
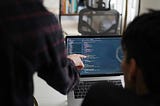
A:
[{"xmin": 78, "ymin": 0, "xmax": 120, "ymax": 36}]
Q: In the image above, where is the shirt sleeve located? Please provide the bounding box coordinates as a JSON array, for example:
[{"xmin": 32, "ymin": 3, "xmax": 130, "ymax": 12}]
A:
[
  {"xmin": 5, "ymin": 3, "xmax": 80, "ymax": 94},
  {"xmin": 35, "ymin": 13, "xmax": 80, "ymax": 95}
]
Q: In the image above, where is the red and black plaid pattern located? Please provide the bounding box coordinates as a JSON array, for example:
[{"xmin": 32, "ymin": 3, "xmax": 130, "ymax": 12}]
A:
[{"xmin": 0, "ymin": 1, "xmax": 79, "ymax": 106}]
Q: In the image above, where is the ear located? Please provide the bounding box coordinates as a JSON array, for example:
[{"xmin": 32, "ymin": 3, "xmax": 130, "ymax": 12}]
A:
[{"xmin": 128, "ymin": 58, "xmax": 137, "ymax": 82}]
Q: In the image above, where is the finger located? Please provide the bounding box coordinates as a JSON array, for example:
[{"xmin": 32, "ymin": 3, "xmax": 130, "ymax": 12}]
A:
[
  {"xmin": 77, "ymin": 66, "xmax": 83, "ymax": 70},
  {"xmin": 77, "ymin": 54, "xmax": 87, "ymax": 58}
]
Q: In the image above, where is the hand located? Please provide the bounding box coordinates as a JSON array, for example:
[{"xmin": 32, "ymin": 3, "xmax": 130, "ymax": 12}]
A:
[{"xmin": 67, "ymin": 54, "xmax": 86, "ymax": 70}]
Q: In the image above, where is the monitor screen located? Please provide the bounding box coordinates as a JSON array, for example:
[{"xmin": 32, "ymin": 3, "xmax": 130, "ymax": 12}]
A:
[{"xmin": 66, "ymin": 36, "xmax": 123, "ymax": 76}]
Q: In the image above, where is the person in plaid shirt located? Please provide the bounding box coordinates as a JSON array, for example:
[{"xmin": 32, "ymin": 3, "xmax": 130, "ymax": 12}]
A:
[{"xmin": 0, "ymin": 0, "xmax": 86, "ymax": 106}]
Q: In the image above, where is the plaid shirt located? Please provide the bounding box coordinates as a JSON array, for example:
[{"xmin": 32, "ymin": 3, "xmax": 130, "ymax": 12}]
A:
[{"xmin": 0, "ymin": 1, "xmax": 79, "ymax": 106}]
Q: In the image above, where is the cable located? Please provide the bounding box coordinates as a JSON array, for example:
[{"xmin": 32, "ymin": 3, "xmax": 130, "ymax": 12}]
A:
[
  {"xmin": 33, "ymin": 96, "xmax": 38, "ymax": 106},
  {"xmin": 123, "ymin": 0, "xmax": 128, "ymax": 33},
  {"xmin": 137, "ymin": 0, "xmax": 141, "ymax": 16}
]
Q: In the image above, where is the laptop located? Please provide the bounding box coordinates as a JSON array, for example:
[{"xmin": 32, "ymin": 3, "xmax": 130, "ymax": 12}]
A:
[{"xmin": 66, "ymin": 35, "xmax": 124, "ymax": 106}]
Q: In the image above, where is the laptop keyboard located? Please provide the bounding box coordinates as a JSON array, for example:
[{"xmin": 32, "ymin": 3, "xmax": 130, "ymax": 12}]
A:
[{"xmin": 74, "ymin": 80, "xmax": 122, "ymax": 99}]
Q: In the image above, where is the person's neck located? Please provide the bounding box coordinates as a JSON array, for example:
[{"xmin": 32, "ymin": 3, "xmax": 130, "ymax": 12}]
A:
[
  {"xmin": 136, "ymin": 70, "xmax": 149, "ymax": 96},
  {"xmin": 136, "ymin": 83, "xmax": 149, "ymax": 95}
]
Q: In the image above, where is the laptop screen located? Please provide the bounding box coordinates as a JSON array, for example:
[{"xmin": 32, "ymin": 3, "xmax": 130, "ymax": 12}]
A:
[{"xmin": 66, "ymin": 36, "xmax": 123, "ymax": 76}]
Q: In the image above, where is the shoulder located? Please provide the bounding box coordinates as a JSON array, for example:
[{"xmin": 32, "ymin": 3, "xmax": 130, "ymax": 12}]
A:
[
  {"xmin": 82, "ymin": 81, "xmax": 149, "ymax": 106},
  {"xmin": 82, "ymin": 82, "xmax": 125, "ymax": 105}
]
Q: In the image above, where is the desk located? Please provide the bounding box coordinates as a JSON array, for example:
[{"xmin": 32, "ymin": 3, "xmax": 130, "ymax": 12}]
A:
[{"xmin": 33, "ymin": 73, "xmax": 68, "ymax": 106}]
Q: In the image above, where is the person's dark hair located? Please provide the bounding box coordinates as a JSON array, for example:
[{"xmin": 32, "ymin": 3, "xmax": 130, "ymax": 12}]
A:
[{"xmin": 122, "ymin": 10, "xmax": 160, "ymax": 95}]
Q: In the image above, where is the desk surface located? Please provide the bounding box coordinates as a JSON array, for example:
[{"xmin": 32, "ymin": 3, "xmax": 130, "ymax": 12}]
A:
[{"xmin": 33, "ymin": 73, "xmax": 68, "ymax": 106}]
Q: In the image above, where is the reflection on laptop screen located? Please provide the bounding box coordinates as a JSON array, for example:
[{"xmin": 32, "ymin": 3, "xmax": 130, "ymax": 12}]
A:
[{"xmin": 66, "ymin": 36, "xmax": 123, "ymax": 76}]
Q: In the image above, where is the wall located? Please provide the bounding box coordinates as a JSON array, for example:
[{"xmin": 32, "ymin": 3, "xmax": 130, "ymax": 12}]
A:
[
  {"xmin": 140, "ymin": 0, "xmax": 160, "ymax": 14},
  {"xmin": 43, "ymin": 0, "xmax": 59, "ymax": 15}
]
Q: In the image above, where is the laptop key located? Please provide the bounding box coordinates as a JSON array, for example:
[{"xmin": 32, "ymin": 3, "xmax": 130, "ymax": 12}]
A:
[{"xmin": 74, "ymin": 80, "xmax": 122, "ymax": 99}]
